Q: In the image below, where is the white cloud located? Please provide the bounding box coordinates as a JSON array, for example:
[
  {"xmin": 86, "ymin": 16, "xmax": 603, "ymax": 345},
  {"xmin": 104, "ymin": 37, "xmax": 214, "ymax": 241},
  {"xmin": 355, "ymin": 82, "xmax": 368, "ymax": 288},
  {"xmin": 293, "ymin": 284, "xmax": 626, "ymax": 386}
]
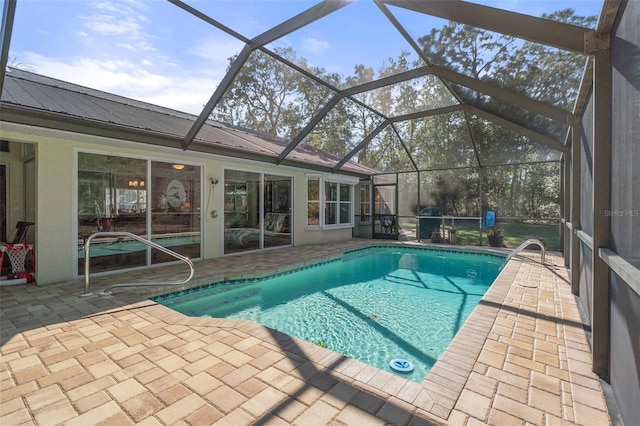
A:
[
  {"xmin": 188, "ymin": 38, "xmax": 245, "ymax": 67},
  {"xmin": 19, "ymin": 52, "xmax": 217, "ymax": 114},
  {"xmin": 82, "ymin": 18, "xmax": 141, "ymax": 37},
  {"xmin": 301, "ymin": 37, "xmax": 330, "ymax": 55},
  {"xmin": 79, "ymin": 0, "xmax": 151, "ymax": 49}
]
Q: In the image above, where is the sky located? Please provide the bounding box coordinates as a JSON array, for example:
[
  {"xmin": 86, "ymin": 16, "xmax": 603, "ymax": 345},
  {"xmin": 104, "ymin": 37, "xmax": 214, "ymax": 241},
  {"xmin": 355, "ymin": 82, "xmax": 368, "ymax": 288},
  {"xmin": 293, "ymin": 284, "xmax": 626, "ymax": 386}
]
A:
[{"xmin": 8, "ymin": 0, "xmax": 604, "ymax": 115}]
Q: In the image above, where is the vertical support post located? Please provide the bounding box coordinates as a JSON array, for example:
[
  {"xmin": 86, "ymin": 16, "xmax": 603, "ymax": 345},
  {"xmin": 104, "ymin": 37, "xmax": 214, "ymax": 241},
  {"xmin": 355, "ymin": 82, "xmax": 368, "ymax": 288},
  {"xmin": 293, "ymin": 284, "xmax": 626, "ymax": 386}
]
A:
[
  {"xmin": 417, "ymin": 171, "xmax": 421, "ymax": 242},
  {"xmin": 591, "ymin": 44, "xmax": 612, "ymax": 379},
  {"xmin": 478, "ymin": 167, "xmax": 483, "ymax": 246},
  {"xmin": 560, "ymin": 157, "xmax": 568, "ymax": 263},
  {"xmin": 570, "ymin": 124, "xmax": 581, "ymax": 295},
  {"xmin": 394, "ymin": 173, "xmax": 399, "ymax": 236},
  {"xmin": 0, "ymin": 0, "xmax": 17, "ymax": 99}
]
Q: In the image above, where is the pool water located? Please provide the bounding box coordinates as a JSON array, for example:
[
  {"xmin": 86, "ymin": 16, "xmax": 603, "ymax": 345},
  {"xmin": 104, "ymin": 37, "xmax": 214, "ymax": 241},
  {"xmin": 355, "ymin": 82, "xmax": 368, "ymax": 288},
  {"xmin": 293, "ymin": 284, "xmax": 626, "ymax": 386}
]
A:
[{"xmin": 156, "ymin": 246, "xmax": 504, "ymax": 382}]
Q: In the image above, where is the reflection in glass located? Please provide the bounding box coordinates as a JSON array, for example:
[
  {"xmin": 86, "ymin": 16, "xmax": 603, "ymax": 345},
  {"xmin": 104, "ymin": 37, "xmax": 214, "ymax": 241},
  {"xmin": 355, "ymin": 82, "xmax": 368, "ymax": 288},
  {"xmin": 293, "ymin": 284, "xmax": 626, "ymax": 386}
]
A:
[
  {"xmin": 77, "ymin": 153, "xmax": 202, "ymax": 274},
  {"xmin": 307, "ymin": 178, "xmax": 320, "ymax": 226},
  {"xmin": 374, "ymin": 185, "xmax": 396, "ymax": 236},
  {"xmin": 264, "ymin": 174, "xmax": 292, "ymax": 249},
  {"xmin": 150, "ymin": 161, "xmax": 201, "ymax": 265},
  {"xmin": 224, "ymin": 170, "xmax": 261, "ymax": 254},
  {"xmin": 77, "ymin": 153, "xmax": 147, "ymax": 273},
  {"xmin": 224, "ymin": 170, "xmax": 293, "ymax": 253}
]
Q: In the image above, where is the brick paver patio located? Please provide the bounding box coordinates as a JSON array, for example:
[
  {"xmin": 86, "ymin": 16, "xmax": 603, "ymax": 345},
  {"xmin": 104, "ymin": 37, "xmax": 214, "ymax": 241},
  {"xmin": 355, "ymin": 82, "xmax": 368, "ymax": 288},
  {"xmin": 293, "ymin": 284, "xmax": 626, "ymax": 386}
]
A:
[{"xmin": 1, "ymin": 241, "xmax": 611, "ymax": 425}]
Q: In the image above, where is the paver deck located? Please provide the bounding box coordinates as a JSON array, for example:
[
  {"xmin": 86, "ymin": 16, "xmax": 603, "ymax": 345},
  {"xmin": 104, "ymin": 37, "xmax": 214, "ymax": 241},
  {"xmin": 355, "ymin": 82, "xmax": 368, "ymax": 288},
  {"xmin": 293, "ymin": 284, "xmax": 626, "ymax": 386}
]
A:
[{"xmin": 1, "ymin": 240, "xmax": 611, "ymax": 425}]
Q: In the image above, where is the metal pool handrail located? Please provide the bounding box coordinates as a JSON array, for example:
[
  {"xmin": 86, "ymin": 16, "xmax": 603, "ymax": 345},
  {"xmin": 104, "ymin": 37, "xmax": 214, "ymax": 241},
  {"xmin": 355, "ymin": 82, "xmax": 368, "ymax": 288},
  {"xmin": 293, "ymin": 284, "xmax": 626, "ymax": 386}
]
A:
[
  {"xmin": 81, "ymin": 231, "xmax": 194, "ymax": 296},
  {"xmin": 500, "ymin": 238, "xmax": 546, "ymax": 270}
]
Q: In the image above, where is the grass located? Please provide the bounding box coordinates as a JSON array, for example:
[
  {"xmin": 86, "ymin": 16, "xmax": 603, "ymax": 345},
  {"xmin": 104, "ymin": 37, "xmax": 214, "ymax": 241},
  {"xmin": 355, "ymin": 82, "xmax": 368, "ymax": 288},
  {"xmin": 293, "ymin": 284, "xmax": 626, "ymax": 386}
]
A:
[
  {"xmin": 400, "ymin": 219, "xmax": 560, "ymax": 251},
  {"xmin": 498, "ymin": 222, "xmax": 559, "ymax": 251}
]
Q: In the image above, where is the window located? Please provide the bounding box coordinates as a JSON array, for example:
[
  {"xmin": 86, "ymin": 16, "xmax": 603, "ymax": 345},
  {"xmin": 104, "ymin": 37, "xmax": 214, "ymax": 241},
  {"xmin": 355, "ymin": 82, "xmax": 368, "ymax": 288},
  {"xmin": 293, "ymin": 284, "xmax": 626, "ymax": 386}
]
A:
[
  {"xmin": 307, "ymin": 175, "xmax": 354, "ymax": 229},
  {"xmin": 360, "ymin": 183, "xmax": 371, "ymax": 223},
  {"xmin": 307, "ymin": 177, "xmax": 320, "ymax": 227}
]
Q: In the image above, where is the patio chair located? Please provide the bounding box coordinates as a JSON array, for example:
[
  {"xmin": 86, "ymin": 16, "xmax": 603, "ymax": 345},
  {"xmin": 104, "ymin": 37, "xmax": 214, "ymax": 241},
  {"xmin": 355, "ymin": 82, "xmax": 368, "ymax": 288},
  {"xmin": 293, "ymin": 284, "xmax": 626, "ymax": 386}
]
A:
[{"xmin": 379, "ymin": 214, "xmax": 395, "ymax": 234}]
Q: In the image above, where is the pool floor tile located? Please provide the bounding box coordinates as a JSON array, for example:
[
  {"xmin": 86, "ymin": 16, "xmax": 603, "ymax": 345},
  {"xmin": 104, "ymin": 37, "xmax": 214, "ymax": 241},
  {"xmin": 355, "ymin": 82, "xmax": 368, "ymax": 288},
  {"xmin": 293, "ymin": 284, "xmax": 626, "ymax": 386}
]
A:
[{"xmin": 0, "ymin": 240, "xmax": 612, "ymax": 425}]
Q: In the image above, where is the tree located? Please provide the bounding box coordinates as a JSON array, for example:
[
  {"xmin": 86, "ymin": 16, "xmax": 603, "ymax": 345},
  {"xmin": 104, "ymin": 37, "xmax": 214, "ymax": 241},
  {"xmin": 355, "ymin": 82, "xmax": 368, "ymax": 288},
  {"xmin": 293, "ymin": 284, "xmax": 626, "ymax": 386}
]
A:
[{"xmin": 416, "ymin": 9, "xmax": 594, "ymax": 218}]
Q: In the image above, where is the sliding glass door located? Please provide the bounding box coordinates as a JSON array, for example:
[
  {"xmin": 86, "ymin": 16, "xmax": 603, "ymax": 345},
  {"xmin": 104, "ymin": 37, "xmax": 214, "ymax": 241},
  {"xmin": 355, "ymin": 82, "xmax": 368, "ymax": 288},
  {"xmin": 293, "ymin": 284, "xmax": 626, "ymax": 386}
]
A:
[
  {"xmin": 224, "ymin": 170, "xmax": 292, "ymax": 254},
  {"xmin": 224, "ymin": 170, "xmax": 261, "ymax": 253},
  {"xmin": 264, "ymin": 174, "xmax": 291, "ymax": 249},
  {"xmin": 77, "ymin": 152, "xmax": 201, "ymax": 274}
]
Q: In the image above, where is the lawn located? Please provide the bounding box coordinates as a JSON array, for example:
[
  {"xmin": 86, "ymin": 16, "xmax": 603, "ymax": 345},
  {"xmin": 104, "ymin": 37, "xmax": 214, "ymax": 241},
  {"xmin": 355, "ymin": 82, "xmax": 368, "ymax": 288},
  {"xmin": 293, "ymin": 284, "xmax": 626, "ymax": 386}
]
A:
[{"xmin": 400, "ymin": 219, "xmax": 560, "ymax": 251}]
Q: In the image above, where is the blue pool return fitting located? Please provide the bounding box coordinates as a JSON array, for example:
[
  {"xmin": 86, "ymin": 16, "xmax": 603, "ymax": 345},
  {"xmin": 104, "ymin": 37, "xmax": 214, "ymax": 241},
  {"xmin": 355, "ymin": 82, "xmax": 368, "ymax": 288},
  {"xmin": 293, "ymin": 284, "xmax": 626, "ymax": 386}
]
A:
[{"xmin": 389, "ymin": 358, "xmax": 414, "ymax": 373}]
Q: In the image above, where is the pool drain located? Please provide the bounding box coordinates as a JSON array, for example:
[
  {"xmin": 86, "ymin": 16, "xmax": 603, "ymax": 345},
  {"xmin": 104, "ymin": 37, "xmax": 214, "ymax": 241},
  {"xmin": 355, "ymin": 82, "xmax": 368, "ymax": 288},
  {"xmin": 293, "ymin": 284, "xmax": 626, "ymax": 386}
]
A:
[{"xmin": 389, "ymin": 358, "xmax": 414, "ymax": 373}]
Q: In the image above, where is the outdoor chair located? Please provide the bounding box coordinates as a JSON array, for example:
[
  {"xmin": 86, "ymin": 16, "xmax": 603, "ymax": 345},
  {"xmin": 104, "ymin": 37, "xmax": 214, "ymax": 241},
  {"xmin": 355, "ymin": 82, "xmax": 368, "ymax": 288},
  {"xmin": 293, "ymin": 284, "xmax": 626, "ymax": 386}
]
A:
[{"xmin": 380, "ymin": 214, "xmax": 395, "ymax": 234}]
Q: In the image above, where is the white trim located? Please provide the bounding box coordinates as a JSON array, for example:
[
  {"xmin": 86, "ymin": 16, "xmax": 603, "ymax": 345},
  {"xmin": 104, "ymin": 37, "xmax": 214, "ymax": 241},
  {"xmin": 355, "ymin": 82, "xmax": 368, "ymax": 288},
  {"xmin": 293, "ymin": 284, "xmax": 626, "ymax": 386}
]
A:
[{"xmin": 323, "ymin": 173, "xmax": 360, "ymax": 185}]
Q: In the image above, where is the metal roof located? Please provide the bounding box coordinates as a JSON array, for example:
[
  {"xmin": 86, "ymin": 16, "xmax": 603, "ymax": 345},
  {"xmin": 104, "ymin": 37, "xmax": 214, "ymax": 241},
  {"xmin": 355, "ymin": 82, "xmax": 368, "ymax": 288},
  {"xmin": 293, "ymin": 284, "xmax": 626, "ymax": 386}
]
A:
[{"xmin": 0, "ymin": 67, "xmax": 378, "ymax": 176}]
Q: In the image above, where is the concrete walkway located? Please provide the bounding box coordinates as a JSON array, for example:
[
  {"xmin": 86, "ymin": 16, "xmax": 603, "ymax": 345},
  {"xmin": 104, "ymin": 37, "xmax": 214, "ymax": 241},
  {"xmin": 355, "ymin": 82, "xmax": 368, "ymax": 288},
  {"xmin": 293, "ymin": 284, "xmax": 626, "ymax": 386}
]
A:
[{"xmin": 1, "ymin": 241, "xmax": 611, "ymax": 425}]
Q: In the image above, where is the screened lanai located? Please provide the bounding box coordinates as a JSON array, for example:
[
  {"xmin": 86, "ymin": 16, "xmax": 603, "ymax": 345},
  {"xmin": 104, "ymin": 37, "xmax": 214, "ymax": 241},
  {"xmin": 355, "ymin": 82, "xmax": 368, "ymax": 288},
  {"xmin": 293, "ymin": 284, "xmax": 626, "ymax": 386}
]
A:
[
  {"xmin": 1, "ymin": 0, "xmax": 604, "ymax": 247},
  {"xmin": 1, "ymin": 0, "xmax": 638, "ymax": 424}
]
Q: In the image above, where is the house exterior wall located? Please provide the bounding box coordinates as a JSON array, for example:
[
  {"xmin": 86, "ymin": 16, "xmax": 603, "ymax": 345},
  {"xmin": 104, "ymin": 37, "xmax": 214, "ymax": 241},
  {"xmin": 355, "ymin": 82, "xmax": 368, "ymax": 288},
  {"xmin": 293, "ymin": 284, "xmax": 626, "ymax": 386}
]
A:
[{"xmin": 1, "ymin": 124, "xmax": 358, "ymax": 285}]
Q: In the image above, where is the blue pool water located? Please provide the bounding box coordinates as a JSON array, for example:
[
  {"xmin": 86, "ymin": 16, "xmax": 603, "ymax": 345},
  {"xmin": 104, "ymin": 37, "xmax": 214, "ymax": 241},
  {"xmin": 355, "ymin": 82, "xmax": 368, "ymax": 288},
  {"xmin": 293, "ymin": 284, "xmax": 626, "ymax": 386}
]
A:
[{"xmin": 156, "ymin": 246, "xmax": 504, "ymax": 382}]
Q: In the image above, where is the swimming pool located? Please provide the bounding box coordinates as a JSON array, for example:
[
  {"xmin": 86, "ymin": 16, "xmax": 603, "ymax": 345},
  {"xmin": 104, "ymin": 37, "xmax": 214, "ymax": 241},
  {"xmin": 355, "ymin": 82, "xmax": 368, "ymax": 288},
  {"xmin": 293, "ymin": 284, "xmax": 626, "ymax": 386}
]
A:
[{"xmin": 155, "ymin": 246, "xmax": 504, "ymax": 382}]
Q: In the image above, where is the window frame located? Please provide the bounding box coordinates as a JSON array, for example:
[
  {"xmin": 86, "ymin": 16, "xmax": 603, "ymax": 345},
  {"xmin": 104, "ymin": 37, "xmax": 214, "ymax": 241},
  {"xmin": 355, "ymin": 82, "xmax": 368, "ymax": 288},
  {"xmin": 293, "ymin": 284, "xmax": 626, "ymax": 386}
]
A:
[
  {"xmin": 359, "ymin": 183, "xmax": 372, "ymax": 224},
  {"xmin": 74, "ymin": 149, "xmax": 203, "ymax": 278},
  {"xmin": 306, "ymin": 174, "xmax": 355, "ymax": 230}
]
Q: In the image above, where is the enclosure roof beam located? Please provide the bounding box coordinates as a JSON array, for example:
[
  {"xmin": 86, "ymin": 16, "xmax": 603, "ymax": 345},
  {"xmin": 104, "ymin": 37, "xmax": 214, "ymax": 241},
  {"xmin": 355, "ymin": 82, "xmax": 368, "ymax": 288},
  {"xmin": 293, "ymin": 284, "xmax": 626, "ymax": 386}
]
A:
[
  {"xmin": 430, "ymin": 65, "xmax": 574, "ymax": 124},
  {"xmin": 250, "ymin": 1, "xmax": 351, "ymax": 48},
  {"xmin": 464, "ymin": 105, "xmax": 567, "ymax": 153},
  {"xmin": 383, "ymin": 0, "xmax": 590, "ymax": 54},
  {"xmin": 463, "ymin": 111, "xmax": 483, "ymax": 168},
  {"xmin": 341, "ymin": 62, "xmax": 573, "ymax": 125},
  {"xmin": 0, "ymin": 0, "xmax": 17, "ymax": 99},
  {"xmin": 341, "ymin": 66, "xmax": 435, "ymax": 96},
  {"xmin": 277, "ymin": 93, "xmax": 343, "ymax": 164},
  {"xmin": 168, "ymin": 0, "xmax": 250, "ymax": 43},
  {"xmin": 182, "ymin": 45, "xmax": 252, "ymax": 150},
  {"xmin": 180, "ymin": 0, "xmax": 351, "ymax": 150},
  {"xmin": 390, "ymin": 104, "xmax": 463, "ymax": 123},
  {"xmin": 375, "ymin": 0, "xmax": 467, "ymax": 107},
  {"xmin": 333, "ymin": 120, "xmax": 389, "ymax": 172},
  {"xmin": 390, "ymin": 124, "xmax": 420, "ymax": 172}
]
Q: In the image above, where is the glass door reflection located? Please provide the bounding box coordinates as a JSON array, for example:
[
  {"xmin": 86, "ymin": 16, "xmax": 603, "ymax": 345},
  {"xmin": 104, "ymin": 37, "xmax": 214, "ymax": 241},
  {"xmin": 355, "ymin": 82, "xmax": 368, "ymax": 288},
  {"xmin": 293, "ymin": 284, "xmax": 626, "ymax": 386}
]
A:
[{"xmin": 264, "ymin": 174, "xmax": 291, "ymax": 249}]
